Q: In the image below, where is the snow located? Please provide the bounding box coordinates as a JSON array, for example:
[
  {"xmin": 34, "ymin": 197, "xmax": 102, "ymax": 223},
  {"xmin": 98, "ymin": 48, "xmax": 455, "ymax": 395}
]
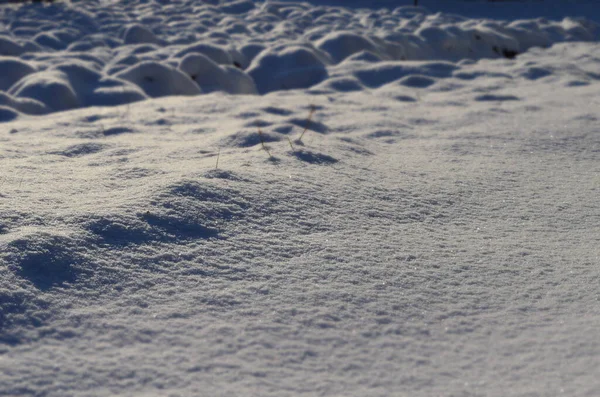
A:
[{"xmin": 1, "ymin": 0, "xmax": 599, "ymax": 396}]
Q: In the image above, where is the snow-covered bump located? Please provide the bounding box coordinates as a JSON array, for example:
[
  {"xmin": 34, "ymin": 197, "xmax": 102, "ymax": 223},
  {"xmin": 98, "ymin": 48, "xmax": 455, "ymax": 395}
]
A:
[
  {"xmin": 316, "ymin": 31, "xmax": 381, "ymax": 64},
  {"xmin": 345, "ymin": 50, "xmax": 383, "ymax": 63},
  {"xmin": 465, "ymin": 27, "xmax": 520, "ymax": 60},
  {"xmin": 396, "ymin": 75, "xmax": 437, "ymax": 88},
  {"xmin": 179, "ymin": 53, "xmax": 257, "ymax": 94},
  {"xmin": 203, "ymin": 169, "xmax": 249, "ymax": 182},
  {"xmin": 3, "ymin": 229, "xmax": 87, "ymax": 290},
  {"xmin": 33, "ymin": 32, "xmax": 68, "ymax": 51},
  {"xmin": 174, "ymin": 42, "xmax": 232, "ymax": 65},
  {"xmin": 353, "ymin": 61, "xmax": 457, "ymax": 88},
  {"xmin": 220, "ymin": 0, "xmax": 255, "ymax": 15},
  {"xmin": 247, "ymin": 46, "xmax": 329, "ymax": 94},
  {"xmin": 145, "ymin": 179, "xmax": 248, "ymax": 240},
  {"xmin": 559, "ymin": 17, "xmax": 597, "ymax": 41},
  {"xmin": 0, "ymin": 57, "xmax": 37, "ymax": 91},
  {"xmin": 8, "ymin": 70, "xmax": 80, "ymax": 112},
  {"xmin": 123, "ymin": 24, "xmax": 163, "ymax": 46},
  {"xmin": 239, "ymin": 43, "xmax": 266, "ymax": 66},
  {"xmin": 85, "ymin": 213, "xmax": 153, "ymax": 246},
  {"xmin": 50, "ymin": 61, "xmax": 146, "ymax": 107},
  {"xmin": 0, "ymin": 36, "xmax": 25, "ymax": 56},
  {"xmin": 50, "ymin": 142, "xmax": 110, "ymax": 158},
  {"xmin": 0, "ymin": 106, "xmax": 19, "ymax": 122},
  {"xmin": 223, "ymin": 128, "xmax": 282, "ymax": 148},
  {"xmin": 314, "ymin": 76, "xmax": 365, "ymax": 93},
  {"xmin": 103, "ymin": 126, "xmax": 137, "ymax": 136},
  {"xmin": 0, "ymin": 92, "xmax": 47, "ymax": 115},
  {"xmin": 286, "ymin": 115, "xmax": 328, "ymax": 134},
  {"xmin": 67, "ymin": 35, "xmax": 121, "ymax": 52},
  {"xmin": 115, "ymin": 61, "xmax": 201, "ymax": 98}
]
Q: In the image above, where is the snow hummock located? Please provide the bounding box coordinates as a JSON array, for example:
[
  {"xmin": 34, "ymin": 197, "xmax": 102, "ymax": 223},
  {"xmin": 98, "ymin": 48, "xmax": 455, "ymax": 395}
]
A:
[
  {"xmin": 0, "ymin": 0, "xmax": 598, "ymax": 119},
  {"xmin": 1, "ymin": 1, "xmax": 600, "ymax": 397}
]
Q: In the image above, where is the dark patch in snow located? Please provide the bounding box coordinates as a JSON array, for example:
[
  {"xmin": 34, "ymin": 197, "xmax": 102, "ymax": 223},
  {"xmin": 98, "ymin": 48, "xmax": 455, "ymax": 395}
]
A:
[
  {"xmin": 474, "ymin": 94, "xmax": 520, "ymax": 102},
  {"xmin": 86, "ymin": 214, "xmax": 153, "ymax": 246},
  {"xmin": 394, "ymin": 95, "xmax": 417, "ymax": 102},
  {"xmin": 502, "ymin": 49, "xmax": 518, "ymax": 59},
  {"xmin": 84, "ymin": 180, "xmax": 249, "ymax": 246},
  {"xmin": 103, "ymin": 126, "xmax": 136, "ymax": 136},
  {"xmin": 245, "ymin": 119, "xmax": 272, "ymax": 128},
  {"xmin": 224, "ymin": 129, "xmax": 281, "ymax": 148},
  {"xmin": 50, "ymin": 142, "xmax": 109, "ymax": 157},
  {"xmin": 141, "ymin": 180, "xmax": 251, "ymax": 241},
  {"xmin": 82, "ymin": 114, "xmax": 106, "ymax": 123},
  {"xmin": 261, "ymin": 106, "xmax": 293, "ymax": 116},
  {"xmin": 397, "ymin": 75, "xmax": 436, "ymax": 88},
  {"xmin": 492, "ymin": 46, "xmax": 519, "ymax": 59},
  {"xmin": 521, "ymin": 67, "xmax": 552, "ymax": 80},
  {"xmin": 5, "ymin": 232, "xmax": 86, "ymax": 291},
  {"xmin": 0, "ymin": 106, "xmax": 19, "ymax": 122},
  {"xmin": 293, "ymin": 149, "xmax": 338, "ymax": 165},
  {"xmin": 367, "ymin": 129, "xmax": 415, "ymax": 141},
  {"xmin": 453, "ymin": 71, "xmax": 513, "ymax": 80},
  {"xmin": 141, "ymin": 211, "xmax": 219, "ymax": 240},
  {"xmin": 203, "ymin": 169, "xmax": 249, "ymax": 182},
  {"xmin": 321, "ymin": 77, "xmax": 364, "ymax": 92},
  {"xmin": 272, "ymin": 124, "xmax": 294, "ymax": 134},
  {"xmin": 566, "ymin": 80, "xmax": 590, "ymax": 87},
  {"xmin": 287, "ymin": 118, "xmax": 328, "ymax": 134}
]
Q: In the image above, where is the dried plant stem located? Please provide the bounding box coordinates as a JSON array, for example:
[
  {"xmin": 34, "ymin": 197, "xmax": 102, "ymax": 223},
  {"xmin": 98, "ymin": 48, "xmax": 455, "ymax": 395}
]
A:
[
  {"xmin": 258, "ymin": 127, "xmax": 272, "ymax": 158},
  {"xmin": 215, "ymin": 147, "xmax": 220, "ymax": 169},
  {"xmin": 287, "ymin": 136, "xmax": 295, "ymax": 151},
  {"xmin": 298, "ymin": 105, "xmax": 316, "ymax": 142}
]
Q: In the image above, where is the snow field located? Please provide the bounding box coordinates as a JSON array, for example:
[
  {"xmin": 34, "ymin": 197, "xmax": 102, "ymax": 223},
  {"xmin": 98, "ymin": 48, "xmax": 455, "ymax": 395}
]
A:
[{"xmin": 0, "ymin": 1, "xmax": 599, "ymax": 396}]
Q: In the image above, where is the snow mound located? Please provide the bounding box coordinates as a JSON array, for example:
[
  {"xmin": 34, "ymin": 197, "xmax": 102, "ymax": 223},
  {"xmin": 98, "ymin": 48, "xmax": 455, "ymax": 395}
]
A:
[
  {"xmin": 7, "ymin": 61, "xmax": 146, "ymax": 112},
  {"xmin": 0, "ymin": 36, "xmax": 26, "ymax": 56},
  {"xmin": 115, "ymin": 61, "xmax": 201, "ymax": 98},
  {"xmin": 316, "ymin": 31, "xmax": 383, "ymax": 64},
  {"xmin": 0, "ymin": 56, "xmax": 36, "ymax": 91},
  {"xmin": 0, "ymin": 92, "xmax": 47, "ymax": 115},
  {"xmin": 2, "ymin": 229, "xmax": 88, "ymax": 291},
  {"xmin": 33, "ymin": 28, "xmax": 80, "ymax": 51},
  {"xmin": 350, "ymin": 61, "xmax": 457, "ymax": 88},
  {"xmin": 9, "ymin": 70, "xmax": 81, "ymax": 111},
  {"xmin": 123, "ymin": 24, "xmax": 163, "ymax": 46},
  {"xmin": 0, "ymin": 105, "xmax": 19, "ymax": 122},
  {"xmin": 52, "ymin": 61, "xmax": 147, "ymax": 107},
  {"xmin": 0, "ymin": 0, "xmax": 598, "ymax": 121},
  {"xmin": 173, "ymin": 42, "xmax": 233, "ymax": 65},
  {"xmin": 179, "ymin": 53, "xmax": 257, "ymax": 94},
  {"xmin": 247, "ymin": 45, "xmax": 329, "ymax": 94}
]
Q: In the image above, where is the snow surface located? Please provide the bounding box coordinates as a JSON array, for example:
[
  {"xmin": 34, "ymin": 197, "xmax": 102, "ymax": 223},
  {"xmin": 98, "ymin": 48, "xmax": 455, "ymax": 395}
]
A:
[{"xmin": 1, "ymin": 0, "xmax": 599, "ymax": 396}]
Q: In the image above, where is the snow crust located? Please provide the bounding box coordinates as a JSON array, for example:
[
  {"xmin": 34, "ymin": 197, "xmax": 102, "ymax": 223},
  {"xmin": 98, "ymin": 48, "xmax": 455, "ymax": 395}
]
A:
[{"xmin": 1, "ymin": 1, "xmax": 600, "ymax": 396}]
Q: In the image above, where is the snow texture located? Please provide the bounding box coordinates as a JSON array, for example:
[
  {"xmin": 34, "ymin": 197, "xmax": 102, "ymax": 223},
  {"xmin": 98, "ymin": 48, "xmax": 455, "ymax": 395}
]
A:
[{"xmin": 0, "ymin": 1, "xmax": 599, "ymax": 397}]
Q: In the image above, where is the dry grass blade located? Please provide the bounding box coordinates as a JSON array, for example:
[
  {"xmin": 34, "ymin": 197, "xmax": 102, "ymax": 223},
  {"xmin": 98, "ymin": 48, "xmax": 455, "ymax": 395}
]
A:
[
  {"xmin": 298, "ymin": 104, "xmax": 316, "ymax": 142},
  {"xmin": 258, "ymin": 127, "xmax": 272, "ymax": 158}
]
